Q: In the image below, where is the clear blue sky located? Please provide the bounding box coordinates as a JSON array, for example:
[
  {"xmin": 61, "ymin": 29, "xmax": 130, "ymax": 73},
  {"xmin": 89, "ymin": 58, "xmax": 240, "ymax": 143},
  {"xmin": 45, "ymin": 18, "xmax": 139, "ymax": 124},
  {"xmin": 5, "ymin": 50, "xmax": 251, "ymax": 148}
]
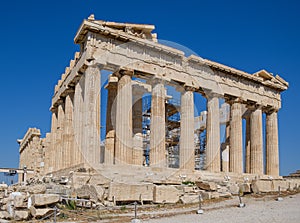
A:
[{"xmin": 0, "ymin": 0, "xmax": 299, "ymax": 176}]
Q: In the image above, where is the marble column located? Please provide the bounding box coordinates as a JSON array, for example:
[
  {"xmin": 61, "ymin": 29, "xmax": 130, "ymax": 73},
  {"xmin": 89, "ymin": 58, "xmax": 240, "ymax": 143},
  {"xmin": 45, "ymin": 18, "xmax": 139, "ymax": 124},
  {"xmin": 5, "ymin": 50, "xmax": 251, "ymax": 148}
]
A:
[
  {"xmin": 266, "ymin": 110, "xmax": 279, "ymax": 176},
  {"xmin": 150, "ymin": 79, "xmax": 166, "ymax": 167},
  {"xmin": 132, "ymin": 88, "xmax": 144, "ymax": 166},
  {"xmin": 206, "ymin": 94, "xmax": 220, "ymax": 172},
  {"xmin": 115, "ymin": 70, "xmax": 133, "ymax": 164},
  {"xmin": 49, "ymin": 109, "xmax": 58, "ymax": 172},
  {"xmin": 62, "ymin": 91, "xmax": 75, "ymax": 168},
  {"xmin": 55, "ymin": 100, "xmax": 65, "ymax": 171},
  {"xmin": 245, "ymin": 116, "xmax": 251, "ymax": 173},
  {"xmin": 44, "ymin": 133, "xmax": 51, "ymax": 174},
  {"xmin": 229, "ymin": 101, "xmax": 243, "ymax": 173},
  {"xmin": 82, "ymin": 66, "xmax": 101, "ymax": 166},
  {"xmin": 222, "ymin": 123, "xmax": 230, "ymax": 172},
  {"xmin": 73, "ymin": 78, "xmax": 84, "ymax": 166},
  {"xmin": 250, "ymin": 106, "xmax": 263, "ymax": 175},
  {"xmin": 179, "ymin": 87, "xmax": 195, "ymax": 170},
  {"xmin": 105, "ymin": 75, "xmax": 118, "ymax": 165}
]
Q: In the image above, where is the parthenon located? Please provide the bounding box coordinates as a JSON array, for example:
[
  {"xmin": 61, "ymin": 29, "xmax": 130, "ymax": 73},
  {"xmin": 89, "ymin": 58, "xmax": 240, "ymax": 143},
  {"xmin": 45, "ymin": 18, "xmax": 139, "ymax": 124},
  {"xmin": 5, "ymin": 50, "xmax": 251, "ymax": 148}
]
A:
[{"xmin": 18, "ymin": 15, "xmax": 288, "ymax": 181}]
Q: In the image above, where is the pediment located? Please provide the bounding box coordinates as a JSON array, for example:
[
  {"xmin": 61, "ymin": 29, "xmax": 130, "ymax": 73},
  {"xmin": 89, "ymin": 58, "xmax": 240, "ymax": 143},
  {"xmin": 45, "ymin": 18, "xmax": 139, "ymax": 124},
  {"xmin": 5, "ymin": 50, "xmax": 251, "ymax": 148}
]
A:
[
  {"xmin": 253, "ymin": 69, "xmax": 289, "ymax": 88},
  {"xmin": 253, "ymin": 69, "xmax": 273, "ymax": 80},
  {"xmin": 87, "ymin": 14, "xmax": 156, "ymax": 41}
]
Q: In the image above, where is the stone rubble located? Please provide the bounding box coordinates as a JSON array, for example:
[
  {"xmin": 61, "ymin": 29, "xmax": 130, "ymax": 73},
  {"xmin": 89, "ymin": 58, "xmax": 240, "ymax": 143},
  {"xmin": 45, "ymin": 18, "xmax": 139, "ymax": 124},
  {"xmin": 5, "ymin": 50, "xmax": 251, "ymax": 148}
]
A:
[{"xmin": 1, "ymin": 170, "xmax": 300, "ymax": 221}]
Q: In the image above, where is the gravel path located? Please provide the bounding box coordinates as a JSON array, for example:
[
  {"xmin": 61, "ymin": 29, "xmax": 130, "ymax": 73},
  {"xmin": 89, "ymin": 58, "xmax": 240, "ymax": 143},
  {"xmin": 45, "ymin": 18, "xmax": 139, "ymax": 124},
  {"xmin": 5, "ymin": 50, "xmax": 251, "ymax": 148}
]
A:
[{"xmin": 143, "ymin": 193, "xmax": 300, "ymax": 223}]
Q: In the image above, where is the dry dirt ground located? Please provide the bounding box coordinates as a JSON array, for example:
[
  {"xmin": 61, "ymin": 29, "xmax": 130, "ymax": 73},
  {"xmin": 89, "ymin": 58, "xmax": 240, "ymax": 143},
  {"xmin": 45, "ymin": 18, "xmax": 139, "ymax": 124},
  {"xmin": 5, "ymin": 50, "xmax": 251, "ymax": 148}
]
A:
[{"xmin": 143, "ymin": 193, "xmax": 300, "ymax": 223}]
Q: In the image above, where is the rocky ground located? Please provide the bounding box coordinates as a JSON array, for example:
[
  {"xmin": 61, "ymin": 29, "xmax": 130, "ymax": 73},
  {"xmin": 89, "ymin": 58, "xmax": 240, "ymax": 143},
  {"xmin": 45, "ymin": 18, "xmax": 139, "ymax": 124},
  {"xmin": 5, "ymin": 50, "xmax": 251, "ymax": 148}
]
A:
[
  {"xmin": 1, "ymin": 168, "xmax": 300, "ymax": 222},
  {"xmin": 1, "ymin": 190, "xmax": 299, "ymax": 222}
]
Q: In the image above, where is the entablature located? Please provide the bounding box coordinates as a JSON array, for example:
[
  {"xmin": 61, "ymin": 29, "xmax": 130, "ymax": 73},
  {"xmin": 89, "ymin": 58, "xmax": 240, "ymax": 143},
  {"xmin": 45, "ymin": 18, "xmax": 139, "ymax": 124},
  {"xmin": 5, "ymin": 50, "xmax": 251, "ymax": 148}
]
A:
[
  {"xmin": 18, "ymin": 128, "xmax": 41, "ymax": 153},
  {"xmin": 51, "ymin": 16, "xmax": 288, "ymax": 111}
]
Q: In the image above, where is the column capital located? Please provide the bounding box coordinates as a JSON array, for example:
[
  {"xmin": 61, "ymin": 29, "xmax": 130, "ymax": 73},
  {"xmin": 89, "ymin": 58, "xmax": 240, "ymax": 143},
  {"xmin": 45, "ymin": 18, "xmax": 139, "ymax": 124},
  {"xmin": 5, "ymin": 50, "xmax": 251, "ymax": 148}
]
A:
[
  {"xmin": 247, "ymin": 103, "xmax": 263, "ymax": 111},
  {"xmin": 50, "ymin": 106, "xmax": 58, "ymax": 113},
  {"xmin": 205, "ymin": 91, "xmax": 222, "ymax": 99},
  {"xmin": 105, "ymin": 75, "xmax": 118, "ymax": 90},
  {"xmin": 148, "ymin": 77, "xmax": 166, "ymax": 86},
  {"xmin": 86, "ymin": 63, "xmax": 103, "ymax": 71},
  {"xmin": 263, "ymin": 106, "xmax": 279, "ymax": 114},
  {"xmin": 177, "ymin": 84, "xmax": 196, "ymax": 93},
  {"xmin": 57, "ymin": 99, "xmax": 65, "ymax": 106},
  {"xmin": 117, "ymin": 68, "xmax": 134, "ymax": 77},
  {"xmin": 64, "ymin": 87, "xmax": 75, "ymax": 96},
  {"xmin": 226, "ymin": 97, "xmax": 243, "ymax": 105}
]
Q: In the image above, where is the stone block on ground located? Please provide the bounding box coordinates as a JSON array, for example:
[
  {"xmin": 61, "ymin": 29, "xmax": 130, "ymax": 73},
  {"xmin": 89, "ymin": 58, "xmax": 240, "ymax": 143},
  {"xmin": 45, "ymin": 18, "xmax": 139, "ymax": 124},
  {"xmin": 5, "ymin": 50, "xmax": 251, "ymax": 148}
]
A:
[
  {"xmin": 219, "ymin": 192, "xmax": 232, "ymax": 198},
  {"xmin": 30, "ymin": 206, "xmax": 54, "ymax": 218},
  {"xmin": 239, "ymin": 183, "xmax": 251, "ymax": 193},
  {"xmin": 287, "ymin": 180, "xmax": 300, "ymax": 190},
  {"xmin": 108, "ymin": 182, "xmax": 153, "ymax": 202},
  {"xmin": 195, "ymin": 181, "xmax": 217, "ymax": 191},
  {"xmin": 46, "ymin": 185, "xmax": 71, "ymax": 195},
  {"xmin": 228, "ymin": 183, "xmax": 239, "ymax": 195},
  {"xmin": 89, "ymin": 174, "xmax": 111, "ymax": 186},
  {"xmin": 71, "ymin": 173, "xmax": 91, "ymax": 189},
  {"xmin": 13, "ymin": 195, "xmax": 26, "ymax": 208},
  {"xmin": 0, "ymin": 185, "xmax": 8, "ymax": 191},
  {"xmin": 14, "ymin": 210, "xmax": 29, "ymax": 221},
  {"xmin": 273, "ymin": 180, "xmax": 289, "ymax": 192},
  {"xmin": 0, "ymin": 211, "xmax": 10, "ymax": 220},
  {"xmin": 31, "ymin": 194, "xmax": 60, "ymax": 207},
  {"xmin": 183, "ymin": 186, "xmax": 196, "ymax": 194},
  {"xmin": 75, "ymin": 185, "xmax": 99, "ymax": 202},
  {"xmin": 16, "ymin": 186, "xmax": 27, "ymax": 193},
  {"xmin": 200, "ymin": 191, "xmax": 220, "ymax": 200},
  {"xmin": 217, "ymin": 186, "xmax": 229, "ymax": 194},
  {"xmin": 251, "ymin": 180, "xmax": 272, "ymax": 193},
  {"xmin": 2, "ymin": 198, "xmax": 9, "ymax": 206},
  {"xmin": 180, "ymin": 194, "xmax": 199, "ymax": 204},
  {"xmin": 28, "ymin": 184, "xmax": 47, "ymax": 194},
  {"xmin": 153, "ymin": 185, "xmax": 181, "ymax": 204}
]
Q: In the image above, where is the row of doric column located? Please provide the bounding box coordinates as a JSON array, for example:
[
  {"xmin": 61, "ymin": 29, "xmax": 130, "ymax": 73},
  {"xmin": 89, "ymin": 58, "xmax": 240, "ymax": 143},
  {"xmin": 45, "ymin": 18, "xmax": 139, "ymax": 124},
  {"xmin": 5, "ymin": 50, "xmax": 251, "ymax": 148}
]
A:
[
  {"xmin": 221, "ymin": 101, "xmax": 280, "ymax": 176},
  {"xmin": 105, "ymin": 70, "xmax": 280, "ymax": 176},
  {"xmin": 49, "ymin": 66, "xmax": 101, "ymax": 172},
  {"xmin": 47, "ymin": 65, "xmax": 279, "ymax": 177}
]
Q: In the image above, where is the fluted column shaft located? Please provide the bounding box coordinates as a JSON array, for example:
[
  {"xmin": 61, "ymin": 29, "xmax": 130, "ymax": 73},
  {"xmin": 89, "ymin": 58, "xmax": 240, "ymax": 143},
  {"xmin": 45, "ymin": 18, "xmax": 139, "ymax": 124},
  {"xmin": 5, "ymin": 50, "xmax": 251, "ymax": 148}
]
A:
[
  {"xmin": 115, "ymin": 71, "xmax": 133, "ymax": 164},
  {"xmin": 266, "ymin": 110, "xmax": 279, "ymax": 176},
  {"xmin": 206, "ymin": 95, "xmax": 220, "ymax": 172},
  {"xmin": 63, "ymin": 92, "xmax": 75, "ymax": 168},
  {"xmin": 150, "ymin": 80, "xmax": 166, "ymax": 167},
  {"xmin": 229, "ymin": 102, "xmax": 243, "ymax": 173},
  {"xmin": 132, "ymin": 90, "xmax": 144, "ymax": 166},
  {"xmin": 250, "ymin": 107, "xmax": 263, "ymax": 175},
  {"xmin": 50, "ymin": 110, "xmax": 58, "ymax": 172},
  {"xmin": 82, "ymin": 66, "xmax": 101, "ymax": 166},
  {"xmin": 245, "ymin": 116, "xmax": 251, "ymax": 173},
  {"xmin": 73, "ymin": 78, "xmax": 84, "ymax": 165},
  {"xmin": 180, "ymin": 88, "xmax": 194, "ymax": 170},
  {"xmin": 105, "ymin": 78, "xmax": 118, "ymax": 165},
  {"xmin": 56, "ymin": 101, "xmax": 64, "ymax": 171},
  {"xmin": 222, "ymin": 124, "xmax": 230, "ymax": 172}
]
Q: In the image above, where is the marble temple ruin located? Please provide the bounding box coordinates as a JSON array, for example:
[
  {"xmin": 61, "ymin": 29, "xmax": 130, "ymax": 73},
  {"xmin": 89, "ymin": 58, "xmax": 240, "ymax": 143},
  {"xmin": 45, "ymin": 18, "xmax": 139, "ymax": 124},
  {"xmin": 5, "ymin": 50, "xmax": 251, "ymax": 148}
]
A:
[{"xmin": 18, "ymin": 15, "xmax": 289, "ymax": 182}]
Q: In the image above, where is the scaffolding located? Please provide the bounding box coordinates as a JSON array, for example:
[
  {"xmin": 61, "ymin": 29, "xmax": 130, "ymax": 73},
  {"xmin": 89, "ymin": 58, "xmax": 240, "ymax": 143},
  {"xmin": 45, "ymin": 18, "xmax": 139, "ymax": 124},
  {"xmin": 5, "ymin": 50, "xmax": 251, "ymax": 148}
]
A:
[
  {"xmin": 165, "ymin": 98, "xmax": 180, "ymax": 168},
  {"xmin": 141, "ymin": 95, "xmax": 206, "ymax": 169}
]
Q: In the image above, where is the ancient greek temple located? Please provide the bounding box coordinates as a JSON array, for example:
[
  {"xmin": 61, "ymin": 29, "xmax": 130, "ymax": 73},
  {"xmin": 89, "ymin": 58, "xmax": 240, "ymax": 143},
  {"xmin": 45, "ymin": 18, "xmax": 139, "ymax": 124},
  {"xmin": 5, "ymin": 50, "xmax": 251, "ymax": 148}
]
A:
[{"xmin": 18, "ymin": 15, "xmax": 288, "ymax": 180}]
